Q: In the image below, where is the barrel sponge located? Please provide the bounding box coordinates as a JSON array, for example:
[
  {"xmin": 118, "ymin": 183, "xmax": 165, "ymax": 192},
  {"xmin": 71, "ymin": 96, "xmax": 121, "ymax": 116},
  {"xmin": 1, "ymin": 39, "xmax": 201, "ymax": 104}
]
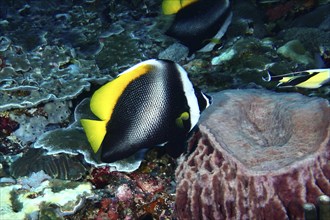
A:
[{"xmin": 175, "ymin": 89, "xmax": 330, "ymax": 220}]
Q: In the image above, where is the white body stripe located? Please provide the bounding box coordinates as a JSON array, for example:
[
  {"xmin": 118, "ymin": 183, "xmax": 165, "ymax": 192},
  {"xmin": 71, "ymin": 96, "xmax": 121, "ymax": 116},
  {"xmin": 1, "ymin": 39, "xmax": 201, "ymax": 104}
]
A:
[
  {"xmin": 199, "ymin": 12, "xmax": 233, "ymax": 52},
  {"xmin": 175, "ymin": 63, "xmax": 201, "ymax": 130},
  {"xmin": 118, "ymin": 59, "xmax": 159, "ymax": 76},
  {"xmin": 201, "ymin": 92, "xmax": 211, "ymax": 109}
]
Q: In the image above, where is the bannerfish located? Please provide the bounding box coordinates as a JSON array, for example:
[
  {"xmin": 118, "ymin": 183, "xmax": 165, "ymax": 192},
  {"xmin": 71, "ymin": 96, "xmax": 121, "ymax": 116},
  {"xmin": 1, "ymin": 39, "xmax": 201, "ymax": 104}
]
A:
[
  {"xmin": 164, "ymin": 0, "xmax": 232, "ymax": 53},
  {"xmin": 81, "ymin": 59, "xmax": 212, "ymax": 163},
  {"xmin": 262, "ymin": 68, "xmax": 330, "ymax": 89}
]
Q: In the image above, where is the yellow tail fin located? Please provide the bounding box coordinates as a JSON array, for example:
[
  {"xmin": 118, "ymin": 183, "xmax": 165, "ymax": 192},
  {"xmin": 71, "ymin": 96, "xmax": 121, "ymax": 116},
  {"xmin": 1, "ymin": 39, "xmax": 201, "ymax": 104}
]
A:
[{"xmin": 80, "ymin": 119, "xmax": 107, "ymax": 153}]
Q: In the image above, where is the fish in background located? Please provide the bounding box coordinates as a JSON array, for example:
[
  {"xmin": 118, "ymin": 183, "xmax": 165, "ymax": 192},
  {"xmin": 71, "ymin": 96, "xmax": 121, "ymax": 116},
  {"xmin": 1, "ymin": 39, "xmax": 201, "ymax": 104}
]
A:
[
  {"xmin": 81, "ymin": 59, "xmax": 211, "ymax": 163},
  {"xmin": 254, "ymin": 0, "xmax": 282, "ymax": 4},
  {"xmin": 263, "ymin": 69, "xmax": 330, "ymax": 89},
  {"xmin": 162, "ymin": 0, "xmax": 233, "ymax": 54},
  {"xmin": 162, "ymin": 0, "xmax": 198, "ymax": 15}
]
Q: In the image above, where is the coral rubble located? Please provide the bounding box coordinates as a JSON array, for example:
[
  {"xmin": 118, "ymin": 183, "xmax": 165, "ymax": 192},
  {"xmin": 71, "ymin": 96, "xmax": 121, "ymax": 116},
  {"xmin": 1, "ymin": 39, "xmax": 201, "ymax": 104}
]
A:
[{"xmin": 175, "ymin": 89, "xmax": 330, "ymax": 219}]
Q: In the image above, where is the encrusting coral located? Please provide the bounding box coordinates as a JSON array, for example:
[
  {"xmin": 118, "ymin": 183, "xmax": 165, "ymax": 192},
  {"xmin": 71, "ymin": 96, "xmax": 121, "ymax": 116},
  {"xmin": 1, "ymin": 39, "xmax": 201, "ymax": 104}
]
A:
[
  {"xmin": 0, "ymin": 171, "xmax": 93, "ymax": 219},
  {"xmin": 175, "ymin": 89, "xmax": 330, "ymax": 220}
]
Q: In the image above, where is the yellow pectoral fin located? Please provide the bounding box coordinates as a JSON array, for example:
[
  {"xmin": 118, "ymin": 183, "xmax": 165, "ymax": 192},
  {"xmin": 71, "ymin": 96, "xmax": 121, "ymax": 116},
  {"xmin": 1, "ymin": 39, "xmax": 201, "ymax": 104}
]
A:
[
  {"xmin": 175, "ymin": 112, "xmax": 190, "ymax": 128},
  {"xmin": 81, "ymin": 119, "xmax": 107, "ymax": 153}
]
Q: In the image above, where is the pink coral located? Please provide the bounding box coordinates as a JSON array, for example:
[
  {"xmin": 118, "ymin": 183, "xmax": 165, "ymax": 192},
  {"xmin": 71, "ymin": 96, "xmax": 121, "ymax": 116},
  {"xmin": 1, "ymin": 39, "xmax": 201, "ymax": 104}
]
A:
[
  {"xmin": 175, "ymin": 89, "xmax": 330, "ymax": 219},
  {"xmin": 0, "ymin": 115, "xmax": 19, "ymax": 136},
  {"xmin": 115, "ymin": 184, "xmax": 133, "ymax": 202},
  {"xmin": 264, "ymin": 0, "xmax": 316, "ymax": 21},
  {"xmin": 89, "ymin": 166, "xmax": 113, "ymax": 189},
  {"xmin": 96, "ymin": 198, "xmax": 119, "ymax": 220},
  {"xmin": 89, "ymin": 163, "xmax": 175, "ymax": 219},
  {"xmin": 132, "ymin": 173, "xmax": 164, "ymax": 194}
]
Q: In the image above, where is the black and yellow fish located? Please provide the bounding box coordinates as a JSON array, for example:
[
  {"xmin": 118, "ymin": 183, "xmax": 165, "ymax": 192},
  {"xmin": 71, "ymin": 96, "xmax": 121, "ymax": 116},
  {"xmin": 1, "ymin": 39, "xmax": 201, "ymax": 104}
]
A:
[
  {"xmin": 163, "ymin": 0, "xmax": 232, "ymax": 53},
  {"xmin": 81, "ymin": 59, "xmax": 211, "ymax": 163},
  {"xmin": 263, "ymin": 68, "xmax": 330, "ymax": 89}
]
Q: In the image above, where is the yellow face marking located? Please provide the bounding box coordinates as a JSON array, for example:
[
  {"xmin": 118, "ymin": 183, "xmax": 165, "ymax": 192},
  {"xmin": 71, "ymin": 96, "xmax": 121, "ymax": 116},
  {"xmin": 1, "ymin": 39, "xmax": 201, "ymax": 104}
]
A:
[{"xmin": 175, "ymin": 111, "xmax": 190, "ymax": 128}]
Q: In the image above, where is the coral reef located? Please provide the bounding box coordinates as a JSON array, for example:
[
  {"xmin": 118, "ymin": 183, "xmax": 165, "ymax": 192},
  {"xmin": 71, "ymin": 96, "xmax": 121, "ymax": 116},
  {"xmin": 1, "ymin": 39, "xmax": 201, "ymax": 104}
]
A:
[
  {"xmin": 277, "ymin": 39, "xmax": 314, "ymax": 65},
  {"xmin": 0, "ymin": 114, "xmax": 19, "ymax": 136},
  {"xmin": 175, "ymin": 89, "xmax": 330, "ymax": 219},
  {"xmin": 0, "ymin": 0, "xmax": 329, "ymax": 219},
  {"xmin": 18, "ymin": 170, "xmax": 51, "ymax": 189},
  {"xmin": 0, "ymin": 43, "xmax": 105, "ymax": 111},
  {"xmin": 6, "ymin": 100, "xmax": 71, "ymax": 144},
  {"xmin": 32, "ymin": 98, "xmax": 145, "ymax": 172},
  {"xmin": 10, "ymin": 148, "xmax": 87, "ymax": 180},
  {"xmin": 71, "ymin": 149, "xmax": 177, "ymax": 219},
  {"xmin": 0, "ymin": 173, "xmax": 93, "ymax": 219},
  {"xmin": 256, "ymin": 0, "xmax": 317, "ymax": 22}
]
